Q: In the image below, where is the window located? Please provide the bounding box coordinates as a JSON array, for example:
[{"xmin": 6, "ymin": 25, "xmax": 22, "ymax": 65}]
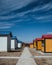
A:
[{"xmin": 42, "ymin": 40, "xmax": 44, "ymax": 46}]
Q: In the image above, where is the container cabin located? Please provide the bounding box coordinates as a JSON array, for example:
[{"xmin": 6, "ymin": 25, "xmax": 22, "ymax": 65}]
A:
[
  {"xmin": 11, "ymin": 36, "xmax": 17, "ymax": 50},
  {"xmin": 42, "ymin": 34, "xmax": 52, "ymax": 53},
  {"xmin": 29, "ymin": 43, "xmax": 34, "ymax": 48},
  {"xmin": 0, "ymin": 31, "xmax": 12, "ymax": 52},
  {"xmin": 17, "ymin": 40, "xmax": 22, "ymax": 49},
  {"xmin": 33, "ymin": 40, "xmax": 36, "ymax": 48},
  {"xmin": 36, "ymin": 38, "xmax": 44, "ymax": 50}
]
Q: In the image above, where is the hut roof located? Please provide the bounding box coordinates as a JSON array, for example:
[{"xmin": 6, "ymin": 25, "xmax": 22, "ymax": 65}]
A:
[
  {"xmin": 42, "ymin": 34, "xmax": 52, "ymax": 38},
  {"xmin": 36, "ymin": 38, "xmax": 44, "ymax": 41},
  {"xmin": 0, "ymin": 31, "xmax": 12, "ymax": 37},
  {"xmin": 12, "ymin": 36, "xmax": 17, "ymax": 40}
]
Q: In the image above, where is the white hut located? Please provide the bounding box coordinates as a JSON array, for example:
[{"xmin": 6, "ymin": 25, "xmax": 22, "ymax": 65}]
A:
[
  {"xmin": 11, "ymin": 36, "xmax": 17, "ymax": 50},
  {"xmin": 17, "ymin": 40, "xmax": 22, "ymax": 49},
  {"xmin": 0, "ymin": 31, "xmax": 12, "ymax": 52},
  {"xmin": 18, "ymin": 43, "xmax": 22, "ymax": 48}
]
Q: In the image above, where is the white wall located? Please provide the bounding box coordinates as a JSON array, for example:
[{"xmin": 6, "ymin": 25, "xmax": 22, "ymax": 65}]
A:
[
  {"xmin": 0, "ymin": 37, "xmax": 7, "ymax": 52},
  {"xmin": 11, "ymin": 40, "xmax": 15, "ymax": 49},
  {"xmin": 18, "ymin": 43, "xmax": 22, "ymax": 48}
]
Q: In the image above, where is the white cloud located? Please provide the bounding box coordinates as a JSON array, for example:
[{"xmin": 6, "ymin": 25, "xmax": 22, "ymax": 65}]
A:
[
  {"xmin": 35, "ymin": 15, "xmax": 52, "ymax": 20},
  {"xmin": 47, "ymin": 32, "xmax": 52, "ymax": 34},
  {"xmin": 0, "ymin": 22, "xmax": 14, "ymax": 29},
  {"xmin": 17, "ymin": 10, "xmax": 31, "ymax": 17},
  {"xmin": 0, "ymin": 0, "xmax": 34, "ymax": 15},
  {"xmin": 0, "ymin": 0, "xmax": 52, "ymax": 24},
  {"xmin": 0, "ymin": 10, "xmax": 31, "ymax": 20},
  {"xmin": 0, "ymin": 26, "xmax": 11, "ymax": 29},
  {"xmin": 32, "ymin": 2, "xmax": 52, "ymax": 12}
]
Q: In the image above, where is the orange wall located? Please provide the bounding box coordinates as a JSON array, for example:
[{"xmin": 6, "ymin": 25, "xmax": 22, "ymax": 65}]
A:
[
  {"xmin": 45, "ymin": 39, "xmax": 52, "ymax": 52},
  {"xmin": 30, "ymin": 44, "xmax": 33, "ymax": 48},
  {"xmin": 37, "ymin": 41, "xmax": 42, "ymax": 50},
  {"xmin": 34, "ymin": 41, "xmax": 36, "ymax": 48},
  {"xmin": 41, "ymin": 46, "xmax": 44, "ymax": 52}
]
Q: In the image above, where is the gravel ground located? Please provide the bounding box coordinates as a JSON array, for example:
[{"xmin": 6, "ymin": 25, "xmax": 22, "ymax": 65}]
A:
[
  {"xmin": 29, "ymin": 48, "xmax": 44, "ymax": 56},
  {"xmin": 0, "ymin": 51, "xmax": 22, "ymax": 57},
  {"xmin": 0, "ymin": 48, "xmax": 52, "ymax": 65},
  {"xmin": 0, "ymin": 59, "xmax": 18, "ymax": 65},
  {"xmin": 29, "ymin": 48, "xmax": 52, "ymax": 56},
  {"xmin": 44, "ymin": 53, "xmax": 52, "ymax": 56},
  {"xmin": 0, "ymin": 51, "xmax": 22, "ymax": 65},
  {"xmin": 29, "ymin": 48, "xmax": 52, "ymax": 65},
  {"xmin": 35, "ymin": 58, "xmax": 52, "ymax": 65}
]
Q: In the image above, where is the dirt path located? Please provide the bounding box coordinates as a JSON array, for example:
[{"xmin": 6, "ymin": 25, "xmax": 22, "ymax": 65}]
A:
[{"xmin": 16, "ymin": 47, "xmax": 37, "ymax": 65}]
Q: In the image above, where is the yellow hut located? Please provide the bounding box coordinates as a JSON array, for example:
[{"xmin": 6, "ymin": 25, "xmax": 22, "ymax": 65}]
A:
[
  {"xmin": 36, "ymin": 38, "xmax": 43, "ymax": 50},
  {"xmin": 33, "ymin": 40, "xmax": 36, "ymax": 48},
  {"xmin": 41, "ymin": 34, "xmax": 52, "ymax": 53},
  {"xmin": 30, "ymin": 43, "xmax": 34, "ymax": 48}
]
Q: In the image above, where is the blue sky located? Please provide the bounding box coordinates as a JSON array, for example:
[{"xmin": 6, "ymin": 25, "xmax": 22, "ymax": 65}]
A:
[{"xmin": 0, "ymin": 0, "xmax": 52, "ymax": 43}]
